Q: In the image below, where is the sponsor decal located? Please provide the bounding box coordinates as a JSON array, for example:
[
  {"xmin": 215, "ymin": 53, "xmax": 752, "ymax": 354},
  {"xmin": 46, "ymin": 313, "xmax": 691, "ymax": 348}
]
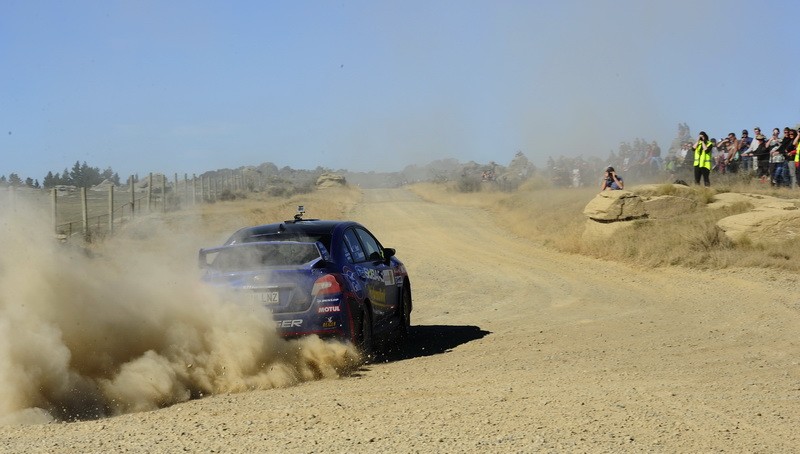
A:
[
  {"xmin": 356, "ymin": 267, "xmax": 395, "ymax": 285},
  {"xmin": 322, "ymin": 317, "xmax": 337, "ymax": 329},
  {"xmin": 317, "ymin": 297, "xmax": 339, "ymax": 304},
  {"xmin": 276, "ymin": 319, "xmax": 302, "ymax": 328},
  {"xmin": 357, "ymin": 267, "xmax": 384, "ymax": 282},
  {"xmin": 367, "ymin": 287, "xmax": 386, "ymax": 304},
  {"xmin": 317, "ymin": 305, "xmax": 341, "ymax": 314},
  {"xmin": 343, "ymin": 267, "xmax": 364, "ymax": 297}
]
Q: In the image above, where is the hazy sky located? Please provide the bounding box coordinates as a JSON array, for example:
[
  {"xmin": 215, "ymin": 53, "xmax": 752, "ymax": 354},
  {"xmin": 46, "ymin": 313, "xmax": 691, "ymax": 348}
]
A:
[{"xmin": 3, "ymin": 0, "xmax": 799, "ymax": 181}]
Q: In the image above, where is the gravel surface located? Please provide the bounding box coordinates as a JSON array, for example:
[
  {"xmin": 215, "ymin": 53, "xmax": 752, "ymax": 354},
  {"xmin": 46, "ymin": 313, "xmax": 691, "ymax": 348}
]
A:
[{"xmin": 2, "ymin": 187, "xmax": 799, "ymax": 453}]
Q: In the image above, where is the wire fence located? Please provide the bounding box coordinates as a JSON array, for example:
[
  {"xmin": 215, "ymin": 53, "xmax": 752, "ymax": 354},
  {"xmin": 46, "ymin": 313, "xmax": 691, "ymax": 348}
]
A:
[
  {"xmin": 3, "ymin": 168, "xmax": 319, "ymax": 243},
  {"xmin": 0, "ymin": 170, "xmax": 265, "ymax": 243}
]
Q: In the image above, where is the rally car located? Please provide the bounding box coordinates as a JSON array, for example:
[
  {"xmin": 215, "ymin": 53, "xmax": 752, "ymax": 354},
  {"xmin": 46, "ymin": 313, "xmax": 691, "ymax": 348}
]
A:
[{"xmin": 198, "ymin": 207, "xmax": 412, "ymax": 355}]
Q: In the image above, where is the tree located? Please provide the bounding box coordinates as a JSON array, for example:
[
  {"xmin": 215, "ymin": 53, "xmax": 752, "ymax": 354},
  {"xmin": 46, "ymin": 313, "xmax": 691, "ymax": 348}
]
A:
[
  {"xmin": 43, "ymin": 171, "xmax": 56, "ymax": 188},
  {"xmin": 8, "ymin": 173, "xmax": 22, "ymax": 186},
  {"xmin": 25, "ymin": 177, "xmax": 34, "ymax": 187},
  {"xmin": 61, "ymin": 168, "xmax": 71, "ymax": 185}
]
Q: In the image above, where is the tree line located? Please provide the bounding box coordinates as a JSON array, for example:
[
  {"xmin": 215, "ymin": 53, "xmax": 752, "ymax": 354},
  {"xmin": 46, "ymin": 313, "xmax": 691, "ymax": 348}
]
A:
[{"xmin": 1, "ymin": 161, "xmax": 122, "ymax": 189}]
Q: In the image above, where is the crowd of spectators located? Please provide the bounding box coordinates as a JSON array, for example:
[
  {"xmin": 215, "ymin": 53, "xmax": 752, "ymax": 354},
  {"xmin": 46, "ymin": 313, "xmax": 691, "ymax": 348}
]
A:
[
  {"xmin": 545, "ymin": 123, "xmax": 800, "ymax": 189},
  {"xmin": 665, "ymin": 126, "xmax": 800, "ymax": 187}
]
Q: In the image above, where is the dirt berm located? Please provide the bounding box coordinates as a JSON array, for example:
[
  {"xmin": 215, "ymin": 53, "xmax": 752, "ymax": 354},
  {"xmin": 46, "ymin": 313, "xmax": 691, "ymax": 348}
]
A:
[{"xmin": 2, "ymin": 187, "xmax": 799, "ymax": 452}]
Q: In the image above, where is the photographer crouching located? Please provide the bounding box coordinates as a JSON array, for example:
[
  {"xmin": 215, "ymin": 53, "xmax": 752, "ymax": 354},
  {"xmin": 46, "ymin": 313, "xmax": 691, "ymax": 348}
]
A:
[{"xmin": 601, "ymin": 166, "xmax": 624, "ymax": 191}]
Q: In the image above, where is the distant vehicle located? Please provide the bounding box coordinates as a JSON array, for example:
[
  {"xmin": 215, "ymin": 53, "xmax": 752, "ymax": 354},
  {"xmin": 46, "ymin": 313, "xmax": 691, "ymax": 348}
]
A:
[{"xmin": 198, "ymin": 207, "xmax": 412, "ymax": 356}]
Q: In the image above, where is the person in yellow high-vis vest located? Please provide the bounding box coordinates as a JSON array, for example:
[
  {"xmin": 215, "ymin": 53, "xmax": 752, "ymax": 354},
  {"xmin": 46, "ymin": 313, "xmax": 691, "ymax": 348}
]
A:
[{"xmin": 693, "ymin": 131, "xmax": 713, "ymax": 186}]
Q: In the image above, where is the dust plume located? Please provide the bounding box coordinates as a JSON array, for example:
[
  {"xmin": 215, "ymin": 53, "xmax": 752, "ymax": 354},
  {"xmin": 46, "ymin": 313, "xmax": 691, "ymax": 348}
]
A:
[{"xmin": 0, "ymin": 199, "xmax": 359, "ymax": 425}]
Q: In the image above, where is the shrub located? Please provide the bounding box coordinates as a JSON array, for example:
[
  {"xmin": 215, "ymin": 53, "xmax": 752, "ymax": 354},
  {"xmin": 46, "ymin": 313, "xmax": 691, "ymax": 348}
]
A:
[{"xmin": 456, "ymin": 176, "xmax": 482, "ymax": 193}]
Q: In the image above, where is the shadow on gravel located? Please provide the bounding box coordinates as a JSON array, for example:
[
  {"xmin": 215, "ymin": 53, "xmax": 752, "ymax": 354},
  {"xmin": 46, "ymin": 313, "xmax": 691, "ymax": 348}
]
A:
[{"xmin": 374, "ymin": 324, "xmax": 491, "ymax": 363}]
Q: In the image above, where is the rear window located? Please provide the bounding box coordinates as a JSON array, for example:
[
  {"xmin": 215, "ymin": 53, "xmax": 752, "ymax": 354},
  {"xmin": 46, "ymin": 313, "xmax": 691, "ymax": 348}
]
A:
[
  {"xmin": 237, "ymin": 233, "xmax": 331, "ymax": 252},
  {"xmin": 211, "ymin": 243, "xmax": 321, "ymax": 271}
]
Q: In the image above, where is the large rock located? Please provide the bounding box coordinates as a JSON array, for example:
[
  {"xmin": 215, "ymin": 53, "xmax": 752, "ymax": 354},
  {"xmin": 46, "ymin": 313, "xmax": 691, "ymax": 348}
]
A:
[
  {"xmin": 717, "ymin": 210, "xmax": 800, "ymax": 243},
  {"xmin": 706, "ymin": 192, "xmax": 794, "ymax": 211},
  {"xmin": 583, "ymin": 190, "xmax": 646, "ymax": 222},
  {"xmin": 630, "ymin": 183, "xmax": 696, "ymax": 199},
  {"xmin": 315, "ymin": 173, "xmax": 347, "ymax": 188},
  {"xmin": 642, "ymin": 195, "xmax": 697, "ymax": 219},
  {"xmin": 582, "ymin": 217, "xmax": 644, "ymax": 241}
]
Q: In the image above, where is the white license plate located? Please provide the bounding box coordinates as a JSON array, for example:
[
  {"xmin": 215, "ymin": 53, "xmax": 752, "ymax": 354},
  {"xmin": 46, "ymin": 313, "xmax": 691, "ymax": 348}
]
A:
[{"xmin": 249, "ymin": 291, "xmax": 279, "ymax": 305}]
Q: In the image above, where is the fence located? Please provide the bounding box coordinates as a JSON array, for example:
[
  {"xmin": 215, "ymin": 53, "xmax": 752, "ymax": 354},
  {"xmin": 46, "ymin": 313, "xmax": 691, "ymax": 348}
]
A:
[{"xmin": 50, "ymin": 170, "xmax": 264, "ymax": 241}]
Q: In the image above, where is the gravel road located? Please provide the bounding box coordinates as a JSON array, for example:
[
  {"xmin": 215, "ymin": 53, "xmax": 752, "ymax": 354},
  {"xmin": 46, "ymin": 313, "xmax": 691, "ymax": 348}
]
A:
[{"xmin": 2, "ymin": 187, "xmax": 799, "ymax": 453}]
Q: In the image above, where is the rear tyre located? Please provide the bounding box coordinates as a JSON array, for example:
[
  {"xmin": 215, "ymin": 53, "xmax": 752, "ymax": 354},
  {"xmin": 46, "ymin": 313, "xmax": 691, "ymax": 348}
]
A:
[
  {"xmin": 356, "ymin": 304, "xmax": 374, "ymax": 360},
  {"xmin": 397, "ymin": 286, "xmax": 412, "ymax": 341}
]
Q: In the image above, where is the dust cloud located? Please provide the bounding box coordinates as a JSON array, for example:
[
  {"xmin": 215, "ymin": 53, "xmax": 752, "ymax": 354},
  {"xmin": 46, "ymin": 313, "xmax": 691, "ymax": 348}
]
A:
[{"xmin": 0, "ymin": 199, "xmax": 359, "ymax": 425}]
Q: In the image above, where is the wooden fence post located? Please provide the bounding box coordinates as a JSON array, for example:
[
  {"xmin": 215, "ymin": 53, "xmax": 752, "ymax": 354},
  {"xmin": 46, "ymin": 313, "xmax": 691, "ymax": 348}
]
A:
[
  {"xmin": 108, "ymin": 185, "xmax": 114, "ymax": 234},
  {"xmin": 147, "ymin": 173, "xmax": 153, "ymax": 212},
  {"xmin": 129, "ymin": 174, "xmax": 135, "ymax": 219},
  {"xmin": 162, "ymin": 173, "xmax": 167, "ymax": 213},
  {"xmin": 81, "ymin": 187, "xmax": 89, "ymax": 240},
  {"xmin": 51, "ymin": 188, "xmax": 57, "ymax": 234}
]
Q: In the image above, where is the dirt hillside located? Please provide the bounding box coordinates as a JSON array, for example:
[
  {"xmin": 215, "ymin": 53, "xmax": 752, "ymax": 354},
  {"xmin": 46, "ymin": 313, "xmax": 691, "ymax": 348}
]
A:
[{"xmin": 2, "ymin": 187, "xmax": 799, "ymax": 452}]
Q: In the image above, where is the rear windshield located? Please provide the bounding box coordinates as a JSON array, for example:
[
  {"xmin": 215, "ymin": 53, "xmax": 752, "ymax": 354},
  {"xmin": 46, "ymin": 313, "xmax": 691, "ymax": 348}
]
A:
[
  {"xmin": 235, "ymin": 233, "xmax": 331, "ymax": 252},
  {"xmin": 211, "ymin": 242, "xmax": 321, "ymax": 271}
]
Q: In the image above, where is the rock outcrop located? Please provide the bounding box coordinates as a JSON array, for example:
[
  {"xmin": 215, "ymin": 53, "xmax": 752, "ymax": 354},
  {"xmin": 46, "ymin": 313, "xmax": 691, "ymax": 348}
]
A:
[
  {"xmin": 642, "ymin": 195, "xmax": 697, "ymax": 219},
  {"xmin": 715, "ymin": 194, "xmax": 799, "ymax": 243},
  {"xmin": 315, "ymin": 173, "xmax": 347, "ymax": 188},
  {"xmin": 583, "ymin": 185, "xmax": 800, "ymax": 245},
  {"xmin": 582, "ymin": 190, "xmax": 646, "ymax": 240},
  {"xmin": 583, "ymin": 190, "xmax": 646, "ymax": 222}
]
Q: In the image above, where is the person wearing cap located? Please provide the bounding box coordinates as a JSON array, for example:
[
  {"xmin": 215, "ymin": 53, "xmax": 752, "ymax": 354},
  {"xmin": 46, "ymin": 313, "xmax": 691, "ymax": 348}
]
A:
[
  {"xmin": 752, "ymin": 133, "xmax": 770, "ymax": 180},
  {"xmin": 722, "ymin": 132, "xmax": 741, "ymax": 173},
  {"xmin": 737, "ymin": 129, "xmax": 753, "ymax": 172},
  {"xmin": 601, "ymin": 166, "xmax": 624, "ymax": 190}
]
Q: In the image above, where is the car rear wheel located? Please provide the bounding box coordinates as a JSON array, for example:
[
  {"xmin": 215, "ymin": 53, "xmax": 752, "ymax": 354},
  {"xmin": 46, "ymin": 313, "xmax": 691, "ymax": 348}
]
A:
[
  {"xmin": 397, "ymin": 286, "xmax": 411, "ymax": 340},
  {"xmin": 356, "ymin": 304, "xmax": 374, "ymax": 360}
]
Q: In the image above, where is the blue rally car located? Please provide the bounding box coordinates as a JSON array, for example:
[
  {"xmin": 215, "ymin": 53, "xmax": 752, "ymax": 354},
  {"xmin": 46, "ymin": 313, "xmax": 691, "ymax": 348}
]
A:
[{"xmin": 198, "ymin": 207, "xmax": 412, "ymax": 355}]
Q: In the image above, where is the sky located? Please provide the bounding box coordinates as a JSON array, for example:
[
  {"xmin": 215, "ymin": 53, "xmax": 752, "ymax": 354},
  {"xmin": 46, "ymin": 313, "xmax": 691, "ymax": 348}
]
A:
[{"xmin": 2, "ymin": 0, "xmax": 800, "ymax": 182}]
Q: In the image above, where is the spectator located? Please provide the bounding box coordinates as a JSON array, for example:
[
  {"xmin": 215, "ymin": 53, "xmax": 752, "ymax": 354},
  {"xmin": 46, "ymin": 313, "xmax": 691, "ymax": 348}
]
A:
[
  {"xmin": 766, "ymin": 128, "xmax": 782, "ymax": 182},
  {"xmin": 682, "ymin": 141, "xmax": 695, "ymax": 171},
  {"xmin": 714, "ymin": 138, "xmax": 729, "ymax": 174},
  {"xmin": 771, "ymin": 127, "xmax": 791, "ymax": 187},
  {"xmin": 738, "ymin": 129, "xmax": 753, "ymax": 172},
  {"xmin": 785, "ymin": 129, "xmax": 797, "ymax": 187},
  {"xmin": 693, "ymin": 131, "xmax": 713, "ymax": 186},
  {"xmin": 601, "ymin": 166, "xmax": 624, "ymax": 190},
  {"xmin": 648, "ymin": 141, "xmax": 662, "ymax": 171},
  {"xmin": 753, "ymin": 133, "xmax": 770, "ymax": 180},
  {"xmin": 744, "ymin": 127, "xmax": 763, "ymax": 174},
  {"xmin": 794, "ymin": 130, "xmax": 800, "ymax": 180},
  {"xmin": 722, "ymin": 132, "xmax": 740, "ymax": 173}
]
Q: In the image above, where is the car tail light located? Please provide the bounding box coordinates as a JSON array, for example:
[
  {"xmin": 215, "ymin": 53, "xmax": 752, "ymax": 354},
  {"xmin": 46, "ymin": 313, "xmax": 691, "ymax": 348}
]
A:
[{"xmin": 312, "ymin": 274, "xmax": 342, "ymax": 296}]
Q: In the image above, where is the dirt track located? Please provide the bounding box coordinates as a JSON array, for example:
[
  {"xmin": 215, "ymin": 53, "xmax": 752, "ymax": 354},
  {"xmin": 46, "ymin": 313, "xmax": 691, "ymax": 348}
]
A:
[{"xmin": 3, "ymin": 187, "xmax": 800, "ymax": 452}]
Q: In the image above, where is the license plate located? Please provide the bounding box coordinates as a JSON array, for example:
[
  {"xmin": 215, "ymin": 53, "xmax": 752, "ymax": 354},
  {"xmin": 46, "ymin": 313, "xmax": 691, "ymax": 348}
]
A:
[{"xmin": 250, "ymin": 291, "xmax": 279, "ymax": 305}]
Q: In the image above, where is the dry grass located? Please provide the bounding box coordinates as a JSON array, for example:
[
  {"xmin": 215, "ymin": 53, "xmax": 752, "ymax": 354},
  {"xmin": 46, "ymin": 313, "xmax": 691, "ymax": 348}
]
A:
[
  {"xmin": 166, "ymin": 186, "xmax": 362, "ymax": 238},
  {"xmin": 410, "ymin": 180, "xmax": 800, "ymax": 272},
  {"xmin": 90, "ymin": 185, "xmax": 363, "ymax": 252}
]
